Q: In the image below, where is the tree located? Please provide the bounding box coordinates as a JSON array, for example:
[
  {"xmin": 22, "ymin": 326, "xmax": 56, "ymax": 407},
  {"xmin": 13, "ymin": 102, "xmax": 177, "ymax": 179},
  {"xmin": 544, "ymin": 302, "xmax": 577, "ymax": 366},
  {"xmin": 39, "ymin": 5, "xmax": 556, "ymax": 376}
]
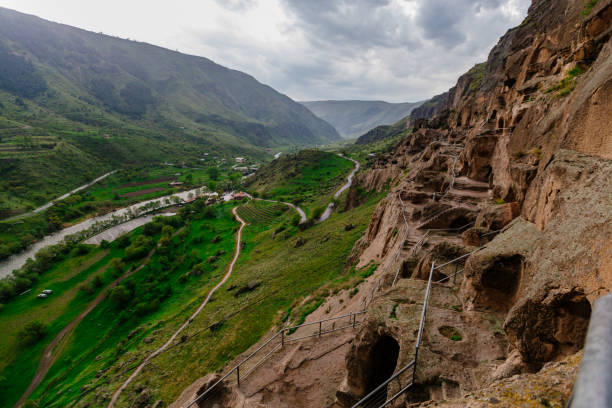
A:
[
  {"xmin": 207, "ymin": 180, "xmax": 217, "ymax": 191},
  {"xmin": 207, "ymin": 167, "xmax": 220, "ymax": 181}
]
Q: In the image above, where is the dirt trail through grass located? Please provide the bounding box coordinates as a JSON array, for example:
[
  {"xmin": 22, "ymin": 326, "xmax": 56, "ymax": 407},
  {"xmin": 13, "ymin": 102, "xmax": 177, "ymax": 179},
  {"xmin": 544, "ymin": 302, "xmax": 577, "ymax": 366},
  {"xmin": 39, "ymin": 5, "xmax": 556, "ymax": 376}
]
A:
[
  {"xmin": 107, "ymin": 207, "xmax": 247, "ymax": 407},
  {"xmin": 14, "ymin": 245, "xmax": 158, "ymax": 408}
]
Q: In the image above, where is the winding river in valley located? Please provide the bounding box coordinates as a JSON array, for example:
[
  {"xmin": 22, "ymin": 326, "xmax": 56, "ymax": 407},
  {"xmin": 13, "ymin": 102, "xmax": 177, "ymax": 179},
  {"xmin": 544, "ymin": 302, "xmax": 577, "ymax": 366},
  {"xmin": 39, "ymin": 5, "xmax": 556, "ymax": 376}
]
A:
[{"xmin": 0, "ymin": 188, "xmax": 208, "ymax": 278}]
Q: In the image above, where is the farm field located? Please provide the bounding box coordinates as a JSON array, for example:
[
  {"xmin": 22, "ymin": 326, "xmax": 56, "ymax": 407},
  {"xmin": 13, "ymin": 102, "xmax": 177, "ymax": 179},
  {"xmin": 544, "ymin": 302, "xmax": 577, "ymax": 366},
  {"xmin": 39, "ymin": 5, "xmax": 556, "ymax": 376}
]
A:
[{"xmin": 236, "ymin": 200, "xmax": 289, "ymax": 225}]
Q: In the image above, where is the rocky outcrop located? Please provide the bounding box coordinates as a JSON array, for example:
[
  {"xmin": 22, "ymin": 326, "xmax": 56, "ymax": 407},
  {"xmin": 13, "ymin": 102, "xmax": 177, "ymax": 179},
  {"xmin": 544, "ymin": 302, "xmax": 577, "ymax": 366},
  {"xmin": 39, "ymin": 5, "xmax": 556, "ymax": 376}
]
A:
[{"xmin": 334, "ymin": 1, "xmax": 611, "ymax": 406}]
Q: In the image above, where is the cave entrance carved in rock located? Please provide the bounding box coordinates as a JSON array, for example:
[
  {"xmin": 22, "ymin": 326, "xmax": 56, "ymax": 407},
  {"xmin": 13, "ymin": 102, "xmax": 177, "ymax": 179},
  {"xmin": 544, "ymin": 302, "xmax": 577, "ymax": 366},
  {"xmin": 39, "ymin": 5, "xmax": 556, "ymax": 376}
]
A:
[
  {"xmin": 480, "ymin": 254, "xmax": 523, "ymax": 310},
  {"xmin": 362, "ymin": 334, "xmax": 400, "ymax": 402}
]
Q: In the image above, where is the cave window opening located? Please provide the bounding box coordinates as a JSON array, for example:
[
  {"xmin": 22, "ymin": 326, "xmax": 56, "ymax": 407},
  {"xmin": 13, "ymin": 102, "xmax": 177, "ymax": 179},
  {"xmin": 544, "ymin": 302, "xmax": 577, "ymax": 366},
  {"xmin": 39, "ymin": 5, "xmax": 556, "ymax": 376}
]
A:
[
  {"xmin": 480, "ymin": 255, "xmax": 523, "ymax": 310},
  {"xmin": 449, "ymin": 215, "xmax": 471, "ymax": 230},
  {"xmin": 363, "ymin": 335, "xmax": 400, "ymax": 401}
]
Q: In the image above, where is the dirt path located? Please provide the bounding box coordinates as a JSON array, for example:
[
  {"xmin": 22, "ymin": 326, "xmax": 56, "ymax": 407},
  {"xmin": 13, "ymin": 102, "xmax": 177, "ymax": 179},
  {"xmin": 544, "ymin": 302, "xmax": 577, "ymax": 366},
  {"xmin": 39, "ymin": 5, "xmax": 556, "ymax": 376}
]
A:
[
  {"xmin": 107, "ymin": 207, "xmax": 247, "ymax": 407},
  {"xmin": 14, "ymin": 246, "xmax": 157, "ymax": 408}
]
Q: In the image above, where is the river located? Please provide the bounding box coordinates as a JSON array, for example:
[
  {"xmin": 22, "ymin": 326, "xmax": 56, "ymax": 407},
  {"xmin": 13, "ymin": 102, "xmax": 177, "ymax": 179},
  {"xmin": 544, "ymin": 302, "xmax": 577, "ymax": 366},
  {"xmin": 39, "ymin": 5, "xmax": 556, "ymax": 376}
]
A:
[{"xmin": 0, "ymin": 187, "xmax": 208, "ymax": 278}]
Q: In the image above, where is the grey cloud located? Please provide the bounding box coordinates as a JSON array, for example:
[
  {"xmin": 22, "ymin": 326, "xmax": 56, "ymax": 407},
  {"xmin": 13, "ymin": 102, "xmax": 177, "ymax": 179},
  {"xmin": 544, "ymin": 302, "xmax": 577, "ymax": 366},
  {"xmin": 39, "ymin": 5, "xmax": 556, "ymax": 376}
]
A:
[{"xmin": 186, "ymin": 0, "xmax": 530, "ymax": 102}]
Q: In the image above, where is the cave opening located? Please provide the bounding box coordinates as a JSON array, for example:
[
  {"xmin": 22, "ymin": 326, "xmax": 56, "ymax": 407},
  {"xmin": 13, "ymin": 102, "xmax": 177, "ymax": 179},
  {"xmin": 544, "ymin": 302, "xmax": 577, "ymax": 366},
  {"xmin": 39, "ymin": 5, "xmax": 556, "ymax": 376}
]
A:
[
  {"xmin": 363, "ymin": 335, "xmax": 400, "ymax": 401},
  {"xmin": 449, "ymin": 215, "xmax": 472, "ymax": 229},
  {"xmin": 480, "ymin": 254, "xmax": 523, "ymax": 310},
  {"xmin": 553, "ymin": 293, "xmax": 592, "ymax": 355}
]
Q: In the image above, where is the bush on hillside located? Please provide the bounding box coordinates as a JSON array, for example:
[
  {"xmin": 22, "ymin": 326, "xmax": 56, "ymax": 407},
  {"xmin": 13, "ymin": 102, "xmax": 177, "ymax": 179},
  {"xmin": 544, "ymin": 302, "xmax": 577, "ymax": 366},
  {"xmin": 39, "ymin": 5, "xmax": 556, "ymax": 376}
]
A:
[{"xmin": 18, "ymin": 321, "xmax": 47, "ymax": 346}]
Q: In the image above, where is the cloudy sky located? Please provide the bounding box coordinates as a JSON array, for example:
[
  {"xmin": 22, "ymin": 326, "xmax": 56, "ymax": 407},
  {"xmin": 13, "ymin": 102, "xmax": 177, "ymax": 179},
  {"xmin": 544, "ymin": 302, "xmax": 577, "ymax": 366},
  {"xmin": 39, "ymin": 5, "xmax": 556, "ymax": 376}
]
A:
[{"xmin": 0, "ymin": 0, "xmax": 530, "ymax": 102}]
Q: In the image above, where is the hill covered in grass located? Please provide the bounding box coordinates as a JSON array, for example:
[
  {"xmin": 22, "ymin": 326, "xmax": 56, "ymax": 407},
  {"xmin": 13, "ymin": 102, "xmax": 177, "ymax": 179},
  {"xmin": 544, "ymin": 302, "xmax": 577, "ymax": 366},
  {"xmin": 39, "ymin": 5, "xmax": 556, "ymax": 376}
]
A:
[
  {"xmin": 245, "ymin": 150, "xmax": 354, "ymax": 216},
  {"xmin": 301, "ymin": 100, "xmax": 422, "ymax": 139},
  {"xmin": 0, "ymin": 7, "xmax": 339, "ymax": 216}
]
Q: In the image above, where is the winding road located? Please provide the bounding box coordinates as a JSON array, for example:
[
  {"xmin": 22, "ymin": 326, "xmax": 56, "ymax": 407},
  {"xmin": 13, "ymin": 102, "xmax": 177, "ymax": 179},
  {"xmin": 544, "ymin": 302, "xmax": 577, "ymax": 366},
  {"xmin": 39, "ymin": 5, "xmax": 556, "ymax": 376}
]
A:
[
  {"xmin": 4, "ymin": 170, "xmax": 117, "ymax": 222},
  {"xmin": 107, "ymin": 207, "xmax": 247, "ymax": 407},
  {"xmin": 318, "ymin": 154, "xmax": 360, "ymax": 223}
]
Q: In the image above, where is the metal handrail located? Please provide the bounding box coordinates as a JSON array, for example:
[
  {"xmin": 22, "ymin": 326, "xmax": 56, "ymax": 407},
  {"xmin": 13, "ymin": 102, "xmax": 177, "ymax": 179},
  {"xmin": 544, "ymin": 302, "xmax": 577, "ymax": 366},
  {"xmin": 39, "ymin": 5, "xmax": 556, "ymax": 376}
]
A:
[
  {"xmin": 350, "ymin": 361, "xmax": 416, "ymax": 408},
  {"xmin": 184, "ymin": 310, "xmax": 366, "ymax": 407},
  {"xmin": 568, "ymin": 294, "xmax": 612, "ymax": 408},
  {"xmin": 352, "ymin": 263, "xmax": 436, "ymax": 408}
]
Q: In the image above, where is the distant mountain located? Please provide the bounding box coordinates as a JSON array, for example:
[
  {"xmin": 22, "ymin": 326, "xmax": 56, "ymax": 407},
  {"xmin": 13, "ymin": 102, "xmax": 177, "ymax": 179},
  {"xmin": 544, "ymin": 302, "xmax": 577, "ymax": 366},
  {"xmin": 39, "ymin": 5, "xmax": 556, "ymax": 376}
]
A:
[
  {"xmin": 0, "ymin": 7, "xmax": 339, "ymax": 212},
  {"xmin": 301, "ymin": 100, "xmax": 423, "ymax": 139}
]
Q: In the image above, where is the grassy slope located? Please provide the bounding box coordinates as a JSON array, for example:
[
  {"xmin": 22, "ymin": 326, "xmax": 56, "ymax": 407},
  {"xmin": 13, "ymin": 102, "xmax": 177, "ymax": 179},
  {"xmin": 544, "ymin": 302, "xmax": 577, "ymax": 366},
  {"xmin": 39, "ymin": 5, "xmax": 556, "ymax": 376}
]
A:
[
  {"xmin": 0, "ymin": 150, "xmax": 382, "ymax": 407},
  {"xmin": 246, "ymin": 150, "xmax": 354, "ymax": 216},
  {"xmin": 0, "ymin": 246, "xmax": 130, "ymax": 406},
  {"xmin": 96, "ymin": 192, "xmax": 384, "ymax": 407}
]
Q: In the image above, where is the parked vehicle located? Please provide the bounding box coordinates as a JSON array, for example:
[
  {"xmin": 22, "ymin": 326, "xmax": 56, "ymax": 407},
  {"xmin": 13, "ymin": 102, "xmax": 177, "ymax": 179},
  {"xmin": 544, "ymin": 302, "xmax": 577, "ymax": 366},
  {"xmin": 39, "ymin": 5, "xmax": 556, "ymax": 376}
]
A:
[
  {"xmin": 42, "ymin": 289, "xmax": 53, "ymax": 295},
  {"xmin": 37, "ymin": 293, "xmax": 48, "ymax": 299}
]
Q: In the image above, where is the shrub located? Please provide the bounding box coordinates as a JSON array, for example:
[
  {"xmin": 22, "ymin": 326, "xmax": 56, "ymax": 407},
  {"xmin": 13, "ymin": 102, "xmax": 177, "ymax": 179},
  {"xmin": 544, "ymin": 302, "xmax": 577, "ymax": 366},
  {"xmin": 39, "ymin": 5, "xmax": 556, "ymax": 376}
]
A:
[
  {"xmin": 116, "ymin": 235, "xmax": 131, "ymax": 249},
  {"xmin": 18, "ymin": 321, "xmax": 47, "ymax": 346},
  {"xmin": 201, "ymin": 206, "xmax": 215, "ymax": 219},
  {"xmin": 161, "ymin": 225, "xmax": 175, "ymax": 237},
  {"xmin": 109, "ymin": 285, "xmax": 131, "ymax": 307},
  {"xmin": 143, "ymin": 221, "xmax": 162, "ymax": 236}
]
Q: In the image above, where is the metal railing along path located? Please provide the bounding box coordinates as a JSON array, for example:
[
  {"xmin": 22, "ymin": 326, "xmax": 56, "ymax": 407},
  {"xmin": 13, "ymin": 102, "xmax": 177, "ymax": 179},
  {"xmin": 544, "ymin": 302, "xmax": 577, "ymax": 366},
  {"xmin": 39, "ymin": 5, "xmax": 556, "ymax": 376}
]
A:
[
  {"xmin": 184, "ymin": 311, "xmax": 366, "ymax": 407},
  {"xmin": 391, "ymin": 221, "xmax": 475, "ymax": 288},
  {"xmin": 351, "ymin": 262, "xmax": 436, "ymax": 408}
]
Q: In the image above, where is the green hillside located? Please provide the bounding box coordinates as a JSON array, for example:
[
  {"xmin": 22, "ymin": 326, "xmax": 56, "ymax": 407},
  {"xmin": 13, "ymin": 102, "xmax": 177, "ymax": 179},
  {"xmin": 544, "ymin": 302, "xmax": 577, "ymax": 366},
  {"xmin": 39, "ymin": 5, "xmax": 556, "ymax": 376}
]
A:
[{"xmin": 0, "ymin": 7, "xmax": 339, "ymax": 217}]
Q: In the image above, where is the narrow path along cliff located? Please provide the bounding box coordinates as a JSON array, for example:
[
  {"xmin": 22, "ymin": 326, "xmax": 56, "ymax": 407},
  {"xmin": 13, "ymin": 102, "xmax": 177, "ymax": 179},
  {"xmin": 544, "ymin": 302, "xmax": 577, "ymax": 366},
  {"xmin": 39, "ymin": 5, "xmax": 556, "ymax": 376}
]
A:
[
  {"xmin": 107, "ymin": 207, "xmax": 248, "ymax": 408},
  {"xmin": 319, "ymin": 154, "xmax": 360, "ymax": 222}
]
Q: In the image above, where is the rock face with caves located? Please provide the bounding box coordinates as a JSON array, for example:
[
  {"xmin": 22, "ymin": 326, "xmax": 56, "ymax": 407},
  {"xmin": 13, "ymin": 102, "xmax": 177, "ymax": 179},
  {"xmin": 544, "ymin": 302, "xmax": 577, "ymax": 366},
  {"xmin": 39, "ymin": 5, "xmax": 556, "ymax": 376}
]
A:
[{"xmin": 335, "ymin": 0, "xmax": 611, "ymax": 406}]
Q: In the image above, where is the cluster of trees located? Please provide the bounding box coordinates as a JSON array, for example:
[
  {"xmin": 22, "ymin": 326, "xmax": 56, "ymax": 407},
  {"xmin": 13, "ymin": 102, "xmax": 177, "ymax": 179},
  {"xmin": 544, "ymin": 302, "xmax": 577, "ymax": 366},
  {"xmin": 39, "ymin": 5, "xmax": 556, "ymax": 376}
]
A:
[
  {"xmin": 0, "ymin": 43, "xmax": 47, "ymax": 98},
  {"xmin": 90, "ymin": 78, "xmax": 155, "ymax": 118}
]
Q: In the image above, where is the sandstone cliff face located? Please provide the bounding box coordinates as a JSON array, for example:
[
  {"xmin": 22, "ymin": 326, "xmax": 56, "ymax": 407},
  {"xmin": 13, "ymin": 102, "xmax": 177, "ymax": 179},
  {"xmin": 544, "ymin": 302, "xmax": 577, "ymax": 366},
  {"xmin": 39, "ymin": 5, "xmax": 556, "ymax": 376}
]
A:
[{"xmin": 337, "ymin": 0, "xmax": 611, "ymax": 406}]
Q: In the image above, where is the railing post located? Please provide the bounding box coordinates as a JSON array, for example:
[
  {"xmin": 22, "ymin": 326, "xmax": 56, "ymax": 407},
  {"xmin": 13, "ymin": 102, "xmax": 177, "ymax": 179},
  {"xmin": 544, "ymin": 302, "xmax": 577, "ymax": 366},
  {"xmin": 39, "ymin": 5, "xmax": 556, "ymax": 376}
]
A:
[
  {"xmin": 414, "ymin": 262, "xmax": 435, "ymax": 381},
  {"xmin": 453, "ymin": 263, "xmax": 458, "ymax": 285},
  {"xmin": 281, "ymin": 329, "xmax": 284, "ymax": 347},
  {"xmin": 236, "ymin": 366, "xmax": 240, "ymax": 387},
  {"xmin": 319, "ymin": 321, "xmax": 322, "ymax": 337},
  {"xmin": 353, "ymin": 313, "xmax": 357, "ymax": 328}
]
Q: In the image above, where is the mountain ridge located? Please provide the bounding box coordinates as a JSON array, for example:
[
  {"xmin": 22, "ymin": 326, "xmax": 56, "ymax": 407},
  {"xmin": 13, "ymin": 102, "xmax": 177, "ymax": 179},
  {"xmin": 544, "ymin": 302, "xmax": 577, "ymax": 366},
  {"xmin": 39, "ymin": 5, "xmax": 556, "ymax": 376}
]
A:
[
  {"xmin": 0, "ymin": 6, "xmax": 339, "ymax": 213},
  {"xmin": 301, "ymin": 99, "xmax": 422, "ymax": 139}
]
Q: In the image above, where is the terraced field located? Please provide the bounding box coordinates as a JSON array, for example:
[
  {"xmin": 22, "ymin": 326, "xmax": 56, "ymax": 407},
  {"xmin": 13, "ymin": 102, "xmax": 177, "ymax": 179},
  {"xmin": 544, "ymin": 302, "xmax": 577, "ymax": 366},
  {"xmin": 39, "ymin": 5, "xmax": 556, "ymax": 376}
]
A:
[{"xmin": 236, "ymin": 201, "xmax": 288, "ymax": 225}]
